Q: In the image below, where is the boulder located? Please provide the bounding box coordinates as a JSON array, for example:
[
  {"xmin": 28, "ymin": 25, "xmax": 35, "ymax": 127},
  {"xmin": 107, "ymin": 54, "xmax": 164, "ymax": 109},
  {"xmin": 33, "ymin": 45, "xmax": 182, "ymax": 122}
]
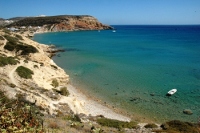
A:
[{"xmin": 183, "ymin": 109, "xmax": 193, "ymax": 115}]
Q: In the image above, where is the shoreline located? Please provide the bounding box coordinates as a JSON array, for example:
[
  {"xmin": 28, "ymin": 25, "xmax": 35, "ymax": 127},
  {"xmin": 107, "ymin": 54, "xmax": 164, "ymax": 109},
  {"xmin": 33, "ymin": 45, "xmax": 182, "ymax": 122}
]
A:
[
  {"xmin": 0, "ymin": 28, "xmax": 159, "ymax": 126},
  {"xmin": 31, "ymin": 31, "xmax": 132, "ymax": 121},
  {"xmin": 64, "ymin": 83, "xmax": 131, "ymax": 122},
  {"xmin": 38, "ymin": 44, "xmax": 133, "ymax": 122},
  {"xmin": 28, "ymin": 31, "xmax": 134, "ymax": 122},
  {"xmin": 65, "ymin": 79, "xmax": 155, "ymax": 123},
  {"xmin": 33, "ymin": 34, "xmax": 160, "ymax": 124},
  {"xmin": 33, "ymin": 31, "xmax": 159, "ymax": 124}
]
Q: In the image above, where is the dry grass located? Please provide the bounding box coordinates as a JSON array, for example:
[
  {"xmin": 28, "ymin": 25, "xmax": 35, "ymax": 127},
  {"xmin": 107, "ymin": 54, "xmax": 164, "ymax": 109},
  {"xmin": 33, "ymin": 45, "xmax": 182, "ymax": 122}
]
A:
[{"xmin": 48, "ymin": 121, "xmax": 59, "ymax": 129}]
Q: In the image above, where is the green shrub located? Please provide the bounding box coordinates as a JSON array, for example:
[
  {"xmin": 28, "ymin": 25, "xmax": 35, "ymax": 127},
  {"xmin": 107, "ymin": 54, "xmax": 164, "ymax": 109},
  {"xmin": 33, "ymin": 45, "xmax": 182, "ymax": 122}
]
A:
[
  {"xmin": 59, "ymin": 87, "xmax": 70, "ymax": 96},
  {"xmin": 97, "ymin": 118, "xmax": 137, "ymax": 129},
  {"xmin": 4, "ymin": 41, "xmax": 15, "ymax": 51},
  {"xmin": 3, "ymin": 34, "xmax": 38, "ymax": 55},
  {"xmin": 51, "ymin": 79, "xmax": 59, "ymax": 88},
  {"xmin": 64, "ymin": 114, "xmax": 81, "ymax": 122},
  {"xmin": 17, "ymin": 44, "xmax": 38, "ymax": 55},
  {"xmin": 144, "ymin": 123, "xmax": 158, "ymax": 128},
  {"xmin": 0, "ymin": 56, "xmax": 19, "ymax": 67},
  {"xmin": 16, "ymin": 66, "xmax": 34, "ymax": 79},
  {"xmin": 4, "ymin": 42, "xmax": 38, "ymax": 55},
  {"xmin": 53, "ymin": 87, "xmax": 70, "ymax": 96},
  {"xmin": 15, "ymin": 34, "xmax": 23, "ymax": 40},
  {"xmin": 3, "ymin": 34, "xmax": 19, "ymax": 44}
]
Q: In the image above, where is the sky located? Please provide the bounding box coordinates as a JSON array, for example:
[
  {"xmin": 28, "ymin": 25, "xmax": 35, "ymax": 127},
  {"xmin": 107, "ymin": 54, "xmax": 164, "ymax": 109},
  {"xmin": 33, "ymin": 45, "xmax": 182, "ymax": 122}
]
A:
[{"xmin": 0, "ymin": 0, "xmax": 200, "ymax": 25}]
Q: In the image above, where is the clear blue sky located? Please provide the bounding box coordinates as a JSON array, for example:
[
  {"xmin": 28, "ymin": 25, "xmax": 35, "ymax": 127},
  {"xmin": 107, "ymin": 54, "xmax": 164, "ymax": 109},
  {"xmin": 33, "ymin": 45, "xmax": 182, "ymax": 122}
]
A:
[{"xmin": 0, "ymin": 0, "xmax": 200, "ymax": 25}]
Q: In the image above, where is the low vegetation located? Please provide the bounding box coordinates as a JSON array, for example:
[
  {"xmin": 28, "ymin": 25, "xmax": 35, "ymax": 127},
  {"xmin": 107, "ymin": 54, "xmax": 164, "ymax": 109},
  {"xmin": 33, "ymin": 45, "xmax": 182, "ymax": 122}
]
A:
[
  {"xmin": 3, "ymin": 34, "xmax": 19, "ymax": 44},
  {"xmin": 158, "ymin": 120, "xmax": 200, "ymax": 133},
  {"xmin": 3, "ymin": 34, "xmax": 38, "ymax": 55},
  {"xmin": 144, "ymin": 123, "xmax": 158, "ymax": 128},
  {"xmin": 15, "ymin": 34, "xmax": 23, "ymax": 40},
  {"xmin": 2, "ymin": 29, "xmax": 11, "ymax": 34},
  {"xmin": 56, "ymin": 87, "xmax": 69, "ymax": 96},
  {"xmin": 4, "ymin": 41, "xmax": 38, "ymax": 55},
  {"xmin": 60, "ymin": 87, "xmax": 70, "ymax": 96},
  {"xmin": 63, "ymin": 114, "xmax": 81, "ymax": 122},
  {"xmin": 51, "ymin": 79, "xmax": 59, "ymax": 88},
  {"xmin": 16, "ymin": 66, "xmax": 34, "ymax": 79},
  {"xmin": 97, "ymin": 118, "xmax": 138, "ymax": 129},
  {"xmin": 0, "ymin": 91, "xmax": 44, "ymax": 132},
  {"xmin": 48, "ymin": 121, "xmax": 59, "ymax": 129},
  {"xmin": 8, "ymin": 15, "xmax": 87, "ymax": 27},
  {"xmin": 53, "ymin": 87, "xmax": 70, "ymax": 96},
  {"xmin": 0, "ymin": 56, "xmax": 19, "ymax": 66}
]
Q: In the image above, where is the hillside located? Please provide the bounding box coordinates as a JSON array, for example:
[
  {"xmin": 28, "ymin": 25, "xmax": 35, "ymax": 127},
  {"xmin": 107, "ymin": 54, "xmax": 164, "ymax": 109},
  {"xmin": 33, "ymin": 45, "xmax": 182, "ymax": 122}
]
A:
[{"xmin": 6, "ymin": 15, "xmax": 113, "ymax": 32}]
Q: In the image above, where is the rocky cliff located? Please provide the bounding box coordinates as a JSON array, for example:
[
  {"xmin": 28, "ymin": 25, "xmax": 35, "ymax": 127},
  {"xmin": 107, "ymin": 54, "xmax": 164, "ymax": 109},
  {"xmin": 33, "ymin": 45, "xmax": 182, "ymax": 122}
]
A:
[{"xmin": 7, "ymin": 15, "xmax": 113, "ymax": 32}]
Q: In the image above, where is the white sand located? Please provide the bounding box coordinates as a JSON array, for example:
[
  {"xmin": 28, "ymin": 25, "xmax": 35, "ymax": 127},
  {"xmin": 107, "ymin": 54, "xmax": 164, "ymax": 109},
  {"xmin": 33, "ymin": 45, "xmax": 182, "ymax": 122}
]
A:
[{"xmin": 60, "ymin": 84, "xmax": 131, "ymax": 121}]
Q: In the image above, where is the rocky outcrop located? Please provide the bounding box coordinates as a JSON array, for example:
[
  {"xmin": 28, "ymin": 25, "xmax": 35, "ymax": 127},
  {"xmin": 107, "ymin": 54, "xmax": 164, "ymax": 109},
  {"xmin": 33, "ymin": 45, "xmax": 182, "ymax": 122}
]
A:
[{"xmin": 7, "ymin": 15, "xmax": 113, "ymax": 32}]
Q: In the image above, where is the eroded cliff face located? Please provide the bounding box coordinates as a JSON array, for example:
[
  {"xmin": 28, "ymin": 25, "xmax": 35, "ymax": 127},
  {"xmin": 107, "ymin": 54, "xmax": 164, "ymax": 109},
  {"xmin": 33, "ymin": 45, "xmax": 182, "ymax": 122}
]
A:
[
  {"xmin": 47, "ymin": 16, "xmax": 112, "ymax": 32},
  {"xmin": 7, "ymin": 15, "xmax": 113, "ymax": 32}
]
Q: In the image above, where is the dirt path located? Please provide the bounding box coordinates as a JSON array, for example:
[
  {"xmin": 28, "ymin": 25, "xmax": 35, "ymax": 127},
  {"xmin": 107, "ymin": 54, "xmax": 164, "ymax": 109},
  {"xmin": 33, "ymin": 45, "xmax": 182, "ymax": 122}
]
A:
[{"xmin": 8, "ymin": 61, "xmax": 22, "ymax": 86}]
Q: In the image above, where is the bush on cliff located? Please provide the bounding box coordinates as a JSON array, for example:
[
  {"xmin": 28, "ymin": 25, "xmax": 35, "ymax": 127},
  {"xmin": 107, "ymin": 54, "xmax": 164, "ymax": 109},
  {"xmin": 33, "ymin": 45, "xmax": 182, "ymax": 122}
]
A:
[
  {"xmin": 3, "ymin": 34, "xmax": 38, "ymax": 55},
  {"xmin": 15, "ymin": 34, "xmax": 23, "ymax": 40},
  {"xmin": 144, "ymin": 123, "xmax": 158, "ymax": 128},
  {"xmin": 53, "ymin": 87, "xmax": 70, "ymax": 96},
  {"xmin": 4, "ymin": 41, "xmax": 38, "ymax": 55},
  {"xmin": 51, "ymin": 79, "xmax": 59, "ymax": 88},
  {"xmin": 0, "ymin": 56, "xmax": 19, "ymax": 66},
  {"xmin": 3, "ymin": 34, "xmax": 19, "ymax": 44},
  {"xmin": 4, "ymin": 41, "xmax": 15, "ymax": 51},
  {"xmin": 60, "ymin": 87, "xmax": 70, "ymax": 96},
  {"xmin": 16, "ymin": 66, "xmax": 34, "ymax": 79}
]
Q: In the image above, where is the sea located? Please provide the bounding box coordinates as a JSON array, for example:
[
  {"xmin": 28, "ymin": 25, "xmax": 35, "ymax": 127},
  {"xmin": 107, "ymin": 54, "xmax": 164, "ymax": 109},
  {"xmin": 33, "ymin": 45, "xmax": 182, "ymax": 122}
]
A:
[{"xmin": 33, "ymin": 25, "xmax": 200, "ymax": 123}]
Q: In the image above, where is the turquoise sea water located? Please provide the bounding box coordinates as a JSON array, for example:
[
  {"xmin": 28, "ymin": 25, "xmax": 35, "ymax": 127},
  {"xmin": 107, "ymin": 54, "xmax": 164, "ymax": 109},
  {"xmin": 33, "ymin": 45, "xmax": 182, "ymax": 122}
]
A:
[{"xmin": 33, "ymin": 25, "xmax": 200, "ymax": 123}]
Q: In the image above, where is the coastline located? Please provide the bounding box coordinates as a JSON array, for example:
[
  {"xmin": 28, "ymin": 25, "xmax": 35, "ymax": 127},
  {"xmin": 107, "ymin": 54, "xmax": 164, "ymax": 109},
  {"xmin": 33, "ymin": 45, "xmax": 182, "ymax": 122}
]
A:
[
  {"xmin": 3, "ymin": 27, "xmax": 199, "ymax": 132},
  {"xmin": 0, "ymin": 29, "xmax": 132, "ymax": 122},
  {"xmin": 32, "ymin": 33, "xmax": 132, "ymax": 122},
  {"xmin": 32, "ymin": 31, "xmax": 163, "ymax": 124},
  {"xmin": 32, "ymin": 30, "xmax": 161, "ymax": 124}
]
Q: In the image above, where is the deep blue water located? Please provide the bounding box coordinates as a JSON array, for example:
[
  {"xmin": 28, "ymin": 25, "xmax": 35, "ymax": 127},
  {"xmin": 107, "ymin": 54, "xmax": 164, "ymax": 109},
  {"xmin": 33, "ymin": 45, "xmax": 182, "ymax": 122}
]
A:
[{"xmin": 33, "ymin": 25, "xmax": 200, "ymax": 123}]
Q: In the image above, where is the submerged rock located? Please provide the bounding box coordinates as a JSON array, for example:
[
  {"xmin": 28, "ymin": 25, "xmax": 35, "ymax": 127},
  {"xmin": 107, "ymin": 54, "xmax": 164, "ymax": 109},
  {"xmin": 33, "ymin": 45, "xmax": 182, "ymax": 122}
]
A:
[
  {"xmin": 150, "ymin": 93, "xmax": 155, "ymax": 96},
  {"xmin": 183, "ymin": 109, "xmax": 193, "ymax": 115}
]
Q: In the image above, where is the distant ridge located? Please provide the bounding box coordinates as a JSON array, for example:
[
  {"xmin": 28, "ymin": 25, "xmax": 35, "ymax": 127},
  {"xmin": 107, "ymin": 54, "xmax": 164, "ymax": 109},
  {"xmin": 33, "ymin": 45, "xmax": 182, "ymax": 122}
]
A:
[{"xmin": 5, "ymin": 15, "xmax": 113, "ymax": 32}]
